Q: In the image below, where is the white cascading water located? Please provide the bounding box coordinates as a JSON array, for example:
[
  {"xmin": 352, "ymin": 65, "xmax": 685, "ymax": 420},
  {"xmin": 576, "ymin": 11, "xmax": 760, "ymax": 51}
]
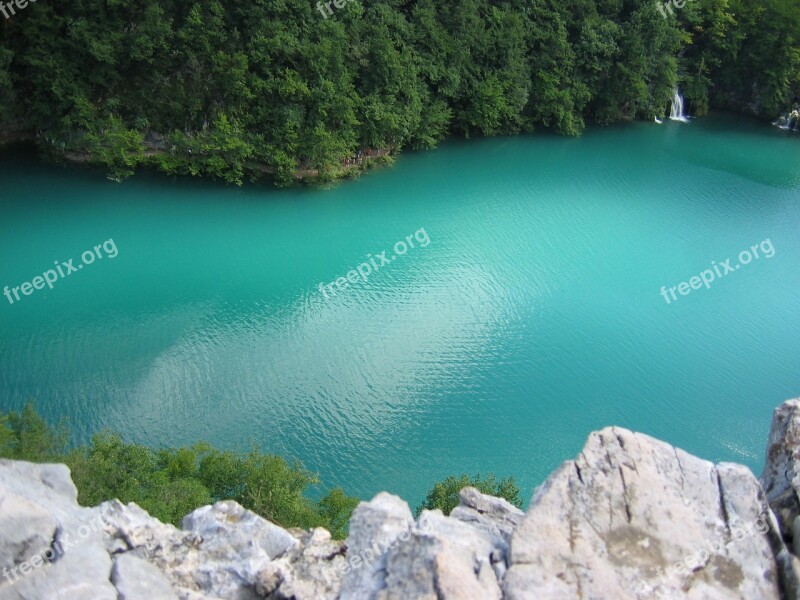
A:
[
  {"xmin": 773, "ymin": 108, "xmax": 799, "ymax": 131},
  {"xmin": 669, "ymin": 89, "xmax": 689, "ymax": 122}
]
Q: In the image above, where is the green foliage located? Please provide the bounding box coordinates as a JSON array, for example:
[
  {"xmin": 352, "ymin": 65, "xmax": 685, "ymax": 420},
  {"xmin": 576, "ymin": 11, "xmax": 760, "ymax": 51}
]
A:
[
  {"xmin": 199, "ymin": 447, "xmax": 324, "ymax": 528},
  {"xmin": 0, "ymin": 403, "xmax": 68, "ymax": 462},
  {"xmin": 0, "ymin": 0, "xmax": 795, "ymax": 184},
  {"xmin": 318, "ymin": 487, "xmax": 362, "ymax": 540},
  {"xmin": 0, "ymin": 405, "xmax": 359, "ymax": 538},
  {"xmin": 83, "ymin": 115, "xmax": 146, "ymax": 181},
  {"xmin": 0, "ymin": 46, "xmax": 14, "ymax": 121},
  {"xmin": 680, "ymin": 0, "xmax": 800, "ymax": 118},
  {"xmin": 415, "ymin": 473, "xmax": 523, "ymax": 517},
  {"xmin": 158, "ymin": 115, "xmax": 254, "ymax": 185},
  {"xmin": 0, "ymin": 406, "xmax": 528, "ymax": 540},
  {"xmin": 0, "ymin": 415, "xmax": 13, "ymax": 456}
]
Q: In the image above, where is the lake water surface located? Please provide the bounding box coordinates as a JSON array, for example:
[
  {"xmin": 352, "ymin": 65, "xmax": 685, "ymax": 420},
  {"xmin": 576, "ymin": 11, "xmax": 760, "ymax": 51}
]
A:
[{"xmin": 1, "ymin": 114, "xmax": 799, "ymax": 506}]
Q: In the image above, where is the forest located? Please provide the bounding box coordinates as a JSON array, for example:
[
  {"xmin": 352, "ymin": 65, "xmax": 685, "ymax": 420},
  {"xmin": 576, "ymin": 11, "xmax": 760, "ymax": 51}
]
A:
[{"xmin": 0, "ymin": 0, "xmax": 797, "ymax": 184}]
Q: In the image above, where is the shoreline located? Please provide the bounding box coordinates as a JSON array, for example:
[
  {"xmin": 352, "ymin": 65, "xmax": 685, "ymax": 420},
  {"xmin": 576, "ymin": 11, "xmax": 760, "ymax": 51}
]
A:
[
  {"xmin": 0, "ymin": 127, "xmax": 393, "ymax": 185},
  {"xmin": 0, "ymin": 109, "xmax": 790, "ymax": 186}
]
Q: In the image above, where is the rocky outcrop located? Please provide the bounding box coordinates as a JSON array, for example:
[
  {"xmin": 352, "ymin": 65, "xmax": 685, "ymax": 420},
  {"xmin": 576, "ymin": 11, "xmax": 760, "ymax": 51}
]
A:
[
  {"xmin": 2, "ymin": 397, "xmax": 800, "ymax": 599},
  {"xmin": 0, "ymin": 460, "xmax": 117, "ymax": 600},
  {"xmin": 111, "ymin": 554, "xmax": 178, "ymax": 600},
  {"xmin": 503, "ymin": 428, "xmax": 788, "ymax": 599},
  {"xmin": 761, "ymin": 399, "xmax": 800, "ymax": 599},
  {"xmin": 339, "ymin": 492, "xmax": 414, "ymax": 599},
  {"xmin": 762, "ymin": 400, "xmax": 800, "ymax": 544}
]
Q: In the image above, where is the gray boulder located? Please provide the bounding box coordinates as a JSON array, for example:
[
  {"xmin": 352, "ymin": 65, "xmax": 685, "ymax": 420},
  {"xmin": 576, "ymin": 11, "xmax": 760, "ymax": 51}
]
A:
[
  {"xmin": 762, "ymin": 399, "xmax": 800, "ymax": 543},
  {"xmin": 6, "ymin": 397, "xmax": 800, "ymax": 600},
  {"xmin": 504, "ymin": 427, "xmax": 786, "ymax": 599},
  {"xmin": 376, "ymin": 509, "xmax": 503, "ymax": 600},
  {"xmin": 0, "ymin": 460, "xmax": 116, "ymax": 600},
  {"xmin": 340, "ymin": 492, "xmax": 415, "ymax": 600},
  {"xmin": 258, "ymin": 527, "xmax": 346, "ymax": 599},
  {"xmin": 179, "ymin": 500, "xmax": 298, "ymax": 599},
  {"xmin": 99, "ymin": 498, "xmax": 302, "ymax": 600},
  {"xmin": 451, "ymin": 486, "xmax": 525, "ymax": 546},
  {"xmin": 339, "ymin": 489, "xmax": 517, "ymax": 600},
  {"xmin": 112, "ymin": 553, "xmax": 179, "ymax": 600}
]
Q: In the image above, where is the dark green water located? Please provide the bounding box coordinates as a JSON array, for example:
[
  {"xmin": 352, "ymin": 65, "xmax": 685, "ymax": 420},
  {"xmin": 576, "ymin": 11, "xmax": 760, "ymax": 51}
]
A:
[{"xmin": 1, "ymin": 115, "xmax": 799, "ymax": 506}]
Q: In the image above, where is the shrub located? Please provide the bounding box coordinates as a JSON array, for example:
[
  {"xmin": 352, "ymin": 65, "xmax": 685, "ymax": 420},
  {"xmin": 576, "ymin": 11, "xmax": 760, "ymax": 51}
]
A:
[
  {"xmin": 415, "ymin": 473, "xmax": 523, "ymax": 517},
  {"xmin": 0, "ymin": 404, "xmax": 359, "ymax": 538}
]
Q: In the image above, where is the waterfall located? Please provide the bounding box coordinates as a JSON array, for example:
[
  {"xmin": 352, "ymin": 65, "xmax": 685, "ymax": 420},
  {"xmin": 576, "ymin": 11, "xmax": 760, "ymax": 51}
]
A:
[
  {"xmin": 773, "ymin": 107, "xmax": 800, "ymax": 131},
  {"xmin": 669, "ymin": 89, "xmax": 689, "ymax": 122}
]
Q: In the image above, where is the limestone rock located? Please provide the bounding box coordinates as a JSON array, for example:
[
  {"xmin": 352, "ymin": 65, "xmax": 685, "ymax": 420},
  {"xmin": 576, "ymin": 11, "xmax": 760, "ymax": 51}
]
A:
[
  {"xmin": 504, "ymin": 427, "xmax": 783, "ymax": 599},
  {"xmin": 178, "ymin": 500, "xmax": 298, "ymax": 599},
  {"xmin": 761, "ymin": 398, "xmax": 800, "ymax": 598},
  {"xmin": 762, "ymin": 398, "xmax": 800, "ymax": 541},
  {"xmin": 0, "ymin": 534, "xmax": 116, "ymax": 600},
  {"xmin": 450, "ymin": 486, "xmax": 525, "ymax": 583},
  {"xmin": 0, "ymin": 460, "xmax": 78, "ymax": 507},
  {"xmin": 261, "ymin": 527, "xmax": 347, "ymax": 599},
  {"xmin": 339, "ymin": 493, "xmax": 414, "ymax": 600},
  {"xmin": 5, "ymin": 398, "xmax": 800, "ymax": 600},
  {"xmin": 377, "ymin": 509, "xmax": 503, "ymax": 600},
  {"xmin": 450, "ymin": 486, "xmax": 525, "ymax": 546},
  {"xmin": 0, "ymin": 460, "xmax": 117, "ymax": 600},
  {"xmin": 182, "ymin": 500, "xmax": 299, "ymax": 562},
  {"xmin": 338, "ymin": 490, "xmax": 510, "ymax": 600},
  {"xmin": 112, "ymin": 553, "xmax": 179, "ymax": 600},
  {"xmin": 0, "ymin": 491, "xmax": 57, "ymax": 574},
  {"xmin": 98, "ymin": 499, "xmax": 200, "ymax": 597}
]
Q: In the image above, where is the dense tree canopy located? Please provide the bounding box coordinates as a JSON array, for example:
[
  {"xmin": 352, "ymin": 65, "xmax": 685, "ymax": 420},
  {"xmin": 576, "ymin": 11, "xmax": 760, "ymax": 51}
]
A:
[{"xmin": 0, "ymin": 0, "xmax": 797, "ymax": 184}]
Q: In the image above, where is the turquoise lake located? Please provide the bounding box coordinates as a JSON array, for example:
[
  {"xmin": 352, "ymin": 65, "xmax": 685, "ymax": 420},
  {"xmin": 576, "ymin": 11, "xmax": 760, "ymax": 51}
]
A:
[{"xmin": 1, "ymin": 114, "xmax": 799, "ymax": 507}]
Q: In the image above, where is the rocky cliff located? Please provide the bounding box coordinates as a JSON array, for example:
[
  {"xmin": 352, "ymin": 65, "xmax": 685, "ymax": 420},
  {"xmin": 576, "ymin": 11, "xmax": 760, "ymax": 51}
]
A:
[{"xmin": 3, "ymin": 398, "xmax": 800, "ymax": 600}]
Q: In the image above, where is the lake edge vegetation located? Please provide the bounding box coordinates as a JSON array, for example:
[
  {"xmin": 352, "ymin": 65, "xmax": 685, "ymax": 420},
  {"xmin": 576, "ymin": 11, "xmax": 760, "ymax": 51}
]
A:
[
  {"xmin": 0, "ymin": 0, "xmax": 797, "ymax": 185},
  {"xmin": 0, "ymin": 404, "xmax": 523, "ymax": 538}
]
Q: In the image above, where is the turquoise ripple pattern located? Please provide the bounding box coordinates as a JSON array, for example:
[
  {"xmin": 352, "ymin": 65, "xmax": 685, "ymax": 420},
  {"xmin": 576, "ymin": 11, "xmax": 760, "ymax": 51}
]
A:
[{"xmin": 0, "ymin": 113, "xmax": 798, "ymax": 507}]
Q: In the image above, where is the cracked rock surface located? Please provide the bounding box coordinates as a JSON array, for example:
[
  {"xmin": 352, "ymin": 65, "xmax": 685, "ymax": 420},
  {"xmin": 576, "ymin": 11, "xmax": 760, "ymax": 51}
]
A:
[
  {"xmin": 2, "ymin": 397, "xmax": 800, "ymax": 599},
  {"xmin": 503, "ymin": 426, "xmax": 790, "ymax": 599}
]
